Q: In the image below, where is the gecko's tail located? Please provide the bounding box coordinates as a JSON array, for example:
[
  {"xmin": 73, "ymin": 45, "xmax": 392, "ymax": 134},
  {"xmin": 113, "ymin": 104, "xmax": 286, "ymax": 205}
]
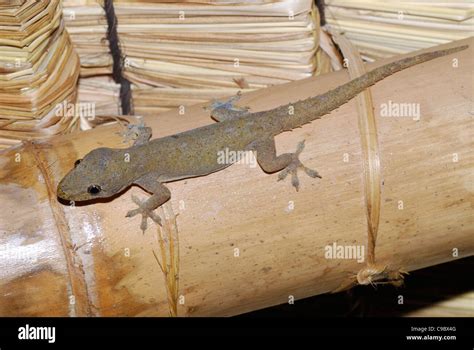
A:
[{"xmin": 279, "ymin": 44, "xmax": 468, "ymax": 130}]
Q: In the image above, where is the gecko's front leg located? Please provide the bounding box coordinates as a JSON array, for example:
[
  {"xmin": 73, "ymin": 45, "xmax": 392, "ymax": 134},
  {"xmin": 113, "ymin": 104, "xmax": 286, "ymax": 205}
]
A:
[
  {"xmin": 121, "ymin": 121, "xmax": 152, "ymax": 146},
  {"xmin": 207, "ymin": 92, "xmax": 250, "ymax": 122},
  {"xmin": 126, "ymin": 173, "xmax": 171, "ymax": 233}
]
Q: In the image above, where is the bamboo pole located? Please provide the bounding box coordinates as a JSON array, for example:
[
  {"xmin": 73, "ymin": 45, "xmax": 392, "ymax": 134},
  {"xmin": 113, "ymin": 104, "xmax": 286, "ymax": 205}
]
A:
[{"xmin": 0, "ymin": 38, "xmax": 472, "ymax": 316}]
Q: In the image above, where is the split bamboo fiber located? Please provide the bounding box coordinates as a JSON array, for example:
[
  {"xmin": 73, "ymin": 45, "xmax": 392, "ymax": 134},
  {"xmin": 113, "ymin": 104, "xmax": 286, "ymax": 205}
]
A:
[
  {"xmin": 325, "ymin": 0, "xmax": 473, "ymax": 60},
  {"xmin": 0, "ymin": 38, "xmax": 471, "ymax": 316},
  {"xmin": 63, "ymin": 0, "xmax": 328, "ymax": 117},
  {"xmin": 0, "ymin": 0, "xmax": 80, "ymax": 150}
]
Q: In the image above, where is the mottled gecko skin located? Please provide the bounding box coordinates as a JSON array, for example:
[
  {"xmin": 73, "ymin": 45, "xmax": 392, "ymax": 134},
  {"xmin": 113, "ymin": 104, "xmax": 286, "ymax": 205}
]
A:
[{"xmin": 57, "ymin": 45, "xmax": 467, "ymax": 232}]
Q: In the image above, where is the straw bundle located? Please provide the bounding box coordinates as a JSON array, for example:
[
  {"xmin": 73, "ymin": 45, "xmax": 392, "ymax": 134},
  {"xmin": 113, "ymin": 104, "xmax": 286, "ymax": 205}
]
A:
[
  {"xmin": 0, "ymin": 0, "xmax": 80, "ymax": 149},
  {"xmin": 325, "ymin": 0, "xmax": 473, "ymax": 60},
  {"xmin": 63, "ymin": 0, "xmax": 327, "ymax": 117}
]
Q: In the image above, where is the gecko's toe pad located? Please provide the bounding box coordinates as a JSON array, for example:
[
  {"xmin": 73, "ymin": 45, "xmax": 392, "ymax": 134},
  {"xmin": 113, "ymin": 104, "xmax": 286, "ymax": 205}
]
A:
[
  {"xmin": 126, "ymin": 195, "xmax": 162, "ymax": 232},
  {"xmin": 277, "ymin": 140, "xmax": 321, "ymax": 191}
]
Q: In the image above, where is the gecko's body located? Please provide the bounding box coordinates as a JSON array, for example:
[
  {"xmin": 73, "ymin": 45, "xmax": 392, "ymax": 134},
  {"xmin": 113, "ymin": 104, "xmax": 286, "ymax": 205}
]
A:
[{"xmin": 57, "ymin": 45, "xmax": 467, "ymax": 232}]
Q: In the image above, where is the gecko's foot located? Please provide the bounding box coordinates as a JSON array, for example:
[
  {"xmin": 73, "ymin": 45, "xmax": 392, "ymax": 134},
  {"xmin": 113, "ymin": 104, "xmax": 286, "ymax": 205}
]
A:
[
  {"xmin": 277, "ymin": 140, "xmax": 321, "ymax": 191},
  {"xmin": 126, "ymin": 195, "xmax": 162, "ymax": 233}
]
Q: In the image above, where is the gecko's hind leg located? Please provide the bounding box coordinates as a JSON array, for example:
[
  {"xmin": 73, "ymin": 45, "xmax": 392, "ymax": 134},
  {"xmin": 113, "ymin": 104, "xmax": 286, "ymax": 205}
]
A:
[
  {"xmin": 277, "ymin": 140, "xmax": 321, "ymax": 191},
  {"xmin": 255, "ymin": 139, "xmax": 321, "ymax": 191},
  {"xmin": 126, "ymin": 174, "xmax": 171, "ymax": 233}
]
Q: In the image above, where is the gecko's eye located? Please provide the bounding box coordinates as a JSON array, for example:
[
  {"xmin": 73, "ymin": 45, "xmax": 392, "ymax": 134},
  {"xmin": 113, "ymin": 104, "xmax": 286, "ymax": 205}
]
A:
[
  {"xmin": 87, "ymin": 185, "xmax": 102, "ymax": 195},
  {"xmin": 74, "ymin": 159, "xmax": 82, "ymax": 167}
]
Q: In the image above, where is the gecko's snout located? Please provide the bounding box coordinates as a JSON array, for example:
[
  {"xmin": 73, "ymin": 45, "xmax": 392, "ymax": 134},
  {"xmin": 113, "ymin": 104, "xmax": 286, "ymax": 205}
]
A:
[
  {"xmin": 56, "ymin": 147, "xmax": 122, "ymax": 203},
  {"xmin": 56, "ymin": 168, "xmax": 115, "ymax": 202},
  {"xmin": 56, "ymin": 173, "xmax": 80, "ymax": 202},
  {"xmin": 56, "ymin": 178, "xmax": 71, "ymax": 201},
  {"xmin": 56, "ymin": 185, "xmax": 65, "ymax": 200}
]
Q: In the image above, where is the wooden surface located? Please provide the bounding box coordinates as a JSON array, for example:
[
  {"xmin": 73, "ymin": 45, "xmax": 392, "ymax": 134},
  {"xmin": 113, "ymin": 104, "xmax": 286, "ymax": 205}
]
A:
[{"xmin": 0, "ymin": 38, "xmax": 472, "ymax": 316}]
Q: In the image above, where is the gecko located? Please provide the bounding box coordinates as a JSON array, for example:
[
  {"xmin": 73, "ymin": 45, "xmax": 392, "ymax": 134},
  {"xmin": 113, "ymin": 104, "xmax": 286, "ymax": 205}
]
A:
[{"xmin": 57, "ymin": 45, "xmax": 467, "ymax": 232}]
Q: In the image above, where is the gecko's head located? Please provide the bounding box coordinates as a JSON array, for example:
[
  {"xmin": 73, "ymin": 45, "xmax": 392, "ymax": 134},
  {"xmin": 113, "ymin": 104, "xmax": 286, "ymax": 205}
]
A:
[{"xmin": 57, "ymin": 147, "xmax": 127, "ymax": 202}]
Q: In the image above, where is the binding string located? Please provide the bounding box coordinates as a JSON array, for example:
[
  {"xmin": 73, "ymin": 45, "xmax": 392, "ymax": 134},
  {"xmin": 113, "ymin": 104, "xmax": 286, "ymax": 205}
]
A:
[
  {"xmin": 103, "ymin": 0, "xmax": 133, "ymax": 115},
  {"xmin": 330, "ymin": 31, "xmax": 406, "ymax": 291}
]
